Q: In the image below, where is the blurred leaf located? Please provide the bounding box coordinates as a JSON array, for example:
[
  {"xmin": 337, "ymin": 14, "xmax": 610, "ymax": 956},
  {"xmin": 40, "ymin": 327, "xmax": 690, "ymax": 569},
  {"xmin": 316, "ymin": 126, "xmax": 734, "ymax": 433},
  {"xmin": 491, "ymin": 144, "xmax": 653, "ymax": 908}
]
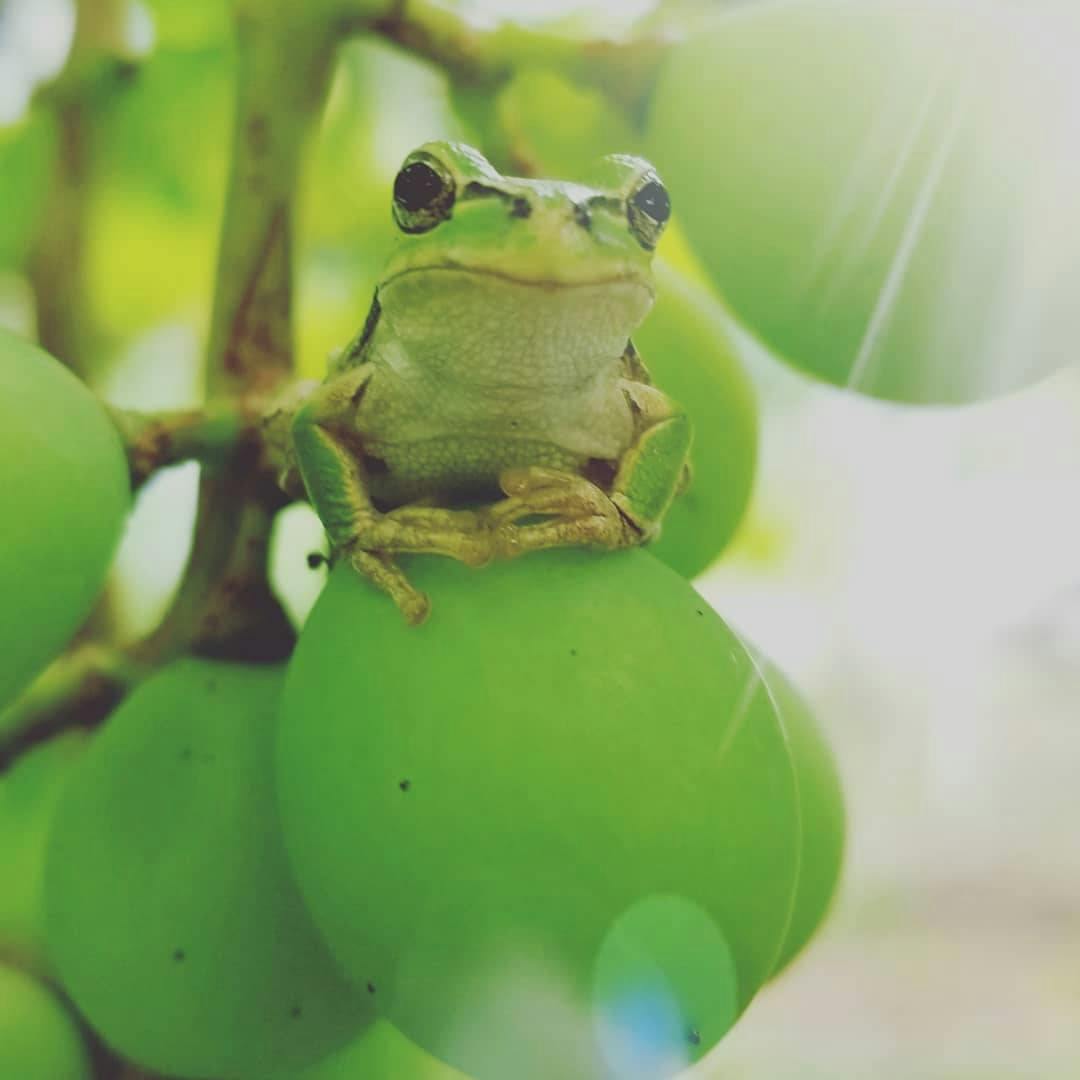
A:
[
  {"xmin": 141, "ymin": 0, "xmax": 232, "ymax": 49},
  {"xmin": 486, "ymin": 66, "xmax": 639, "ymax": 177},
  {"xmin": 648, "ymin": 0, "xmax": 1080, "ymax": 403},
  {"xmin": 95, "ymin": 45, "xmax": 232, "ymax": 213},
  {"xmin": 0, "ymin": 112, "xmax": 57, "ymax": 268},
  {"xmin": 85, "ymin": 44, "xmax": 232, "ymax": 337}
]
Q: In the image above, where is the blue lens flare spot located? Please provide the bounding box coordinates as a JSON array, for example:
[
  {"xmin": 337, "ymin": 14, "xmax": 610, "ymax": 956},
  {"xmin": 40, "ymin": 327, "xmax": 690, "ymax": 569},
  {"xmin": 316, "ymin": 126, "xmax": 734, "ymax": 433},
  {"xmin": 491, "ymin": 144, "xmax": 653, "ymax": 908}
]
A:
[{"xmin": 592, "ymin": 894, "xmax": 738, "ymax": 1078}]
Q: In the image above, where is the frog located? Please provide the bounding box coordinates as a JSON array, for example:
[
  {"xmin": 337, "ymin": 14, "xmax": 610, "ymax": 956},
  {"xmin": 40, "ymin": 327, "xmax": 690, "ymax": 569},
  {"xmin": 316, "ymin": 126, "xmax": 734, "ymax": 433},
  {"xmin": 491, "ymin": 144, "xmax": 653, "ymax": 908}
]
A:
[{"xmin": 265, "ymin": 141, "xmax": 691, "ymax": 624}]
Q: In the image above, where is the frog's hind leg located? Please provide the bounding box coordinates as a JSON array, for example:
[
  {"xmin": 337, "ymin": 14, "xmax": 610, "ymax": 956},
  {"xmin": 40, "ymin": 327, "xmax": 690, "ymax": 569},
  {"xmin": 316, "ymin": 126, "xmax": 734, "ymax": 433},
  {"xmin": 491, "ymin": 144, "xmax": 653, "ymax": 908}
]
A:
[
  {"xmin": 489, "ymin": 467, "xmax": 636, "ymax": 555},
  {"xmin": 491, "ymin": 383, "xmax": 690, "ymax": 559}
]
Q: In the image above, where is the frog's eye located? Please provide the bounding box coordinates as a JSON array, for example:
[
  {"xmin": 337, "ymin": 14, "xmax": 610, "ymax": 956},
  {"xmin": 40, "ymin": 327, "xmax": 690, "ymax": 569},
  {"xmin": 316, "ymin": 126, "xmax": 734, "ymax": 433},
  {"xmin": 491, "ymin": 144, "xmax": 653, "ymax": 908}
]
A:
[
  {"xmin": 393, "ymin": 155, "xmax": 456, "ymax": 234},
  {"xmin": 627, "ymin": 174, "xmax": 671, "ymax": 251}
]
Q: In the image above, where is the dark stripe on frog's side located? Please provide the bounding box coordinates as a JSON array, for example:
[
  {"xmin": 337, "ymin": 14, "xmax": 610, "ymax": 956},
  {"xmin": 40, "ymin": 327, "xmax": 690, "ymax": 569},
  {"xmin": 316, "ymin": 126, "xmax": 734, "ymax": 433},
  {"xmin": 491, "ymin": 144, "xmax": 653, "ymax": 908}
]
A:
[
  {"xmin": 334, "ymin": 291, "xmax": 382, "ymax": 372},
  {"xmin": 621, "ymin": 339, "xmax": 653, "ymax": 385}
]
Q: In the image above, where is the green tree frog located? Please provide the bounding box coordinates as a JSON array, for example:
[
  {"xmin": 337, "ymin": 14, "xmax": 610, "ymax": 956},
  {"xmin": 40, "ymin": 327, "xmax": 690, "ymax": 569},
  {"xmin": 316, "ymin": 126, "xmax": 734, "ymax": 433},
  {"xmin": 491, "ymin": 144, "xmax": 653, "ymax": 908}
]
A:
[{"xmin": 266, "ymin": 141, "xmax": 690, "ymax": 623}]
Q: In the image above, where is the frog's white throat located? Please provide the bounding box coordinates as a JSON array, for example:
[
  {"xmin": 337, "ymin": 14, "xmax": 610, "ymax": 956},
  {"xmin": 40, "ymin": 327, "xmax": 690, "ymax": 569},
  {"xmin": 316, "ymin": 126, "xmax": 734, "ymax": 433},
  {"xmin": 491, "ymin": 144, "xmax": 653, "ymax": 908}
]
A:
[{"xmin": 376, "ymin": 269, "xmax": 653, "ymax": 391}]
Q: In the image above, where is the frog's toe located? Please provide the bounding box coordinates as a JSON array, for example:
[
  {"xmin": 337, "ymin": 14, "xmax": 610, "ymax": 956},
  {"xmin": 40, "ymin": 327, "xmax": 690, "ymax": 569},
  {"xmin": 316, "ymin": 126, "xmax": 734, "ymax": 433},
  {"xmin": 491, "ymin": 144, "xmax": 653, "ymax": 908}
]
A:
[
  {"xmin": 494, "ymin": 512, "xmax": 631, "ymax": 558},
  {"xmin": 347, "ymin": 547, "xmax": 431, "ymax": 624},
  {"xmin": 498, "ymin": 466, "xmax": 580, "ymax": 498},
  {"xmin": 491, "ymin": 473, "xmax": 610, "ymax": 526}
]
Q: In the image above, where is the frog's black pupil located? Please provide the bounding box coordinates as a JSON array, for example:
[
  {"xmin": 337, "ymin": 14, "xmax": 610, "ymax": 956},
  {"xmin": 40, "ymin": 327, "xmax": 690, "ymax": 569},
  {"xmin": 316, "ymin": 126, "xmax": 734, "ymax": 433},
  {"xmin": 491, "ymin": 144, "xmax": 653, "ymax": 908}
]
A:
[
  {"xmin": 632, "ymin": 180, "xmax": 671, "ymax": 224},
  {"xmin": 394, "ymin": 161, "xmax": 445, "ymax": 212}
]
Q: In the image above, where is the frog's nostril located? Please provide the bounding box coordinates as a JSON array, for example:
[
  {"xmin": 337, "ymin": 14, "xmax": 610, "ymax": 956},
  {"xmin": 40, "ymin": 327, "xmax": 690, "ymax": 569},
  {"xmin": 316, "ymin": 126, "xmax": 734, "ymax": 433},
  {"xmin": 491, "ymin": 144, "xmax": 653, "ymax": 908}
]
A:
[{"xmin": 572, "ymin": 202, "xmax": 592, "ymax": 231}]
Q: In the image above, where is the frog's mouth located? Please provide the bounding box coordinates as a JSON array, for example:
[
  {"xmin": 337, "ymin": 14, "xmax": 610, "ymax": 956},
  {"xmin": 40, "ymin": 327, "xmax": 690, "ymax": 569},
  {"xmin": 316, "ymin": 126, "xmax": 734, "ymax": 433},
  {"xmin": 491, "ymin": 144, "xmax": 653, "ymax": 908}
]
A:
[{"xmin": 381, "ymin": 264, "xmax": 654, "ymax": 297}]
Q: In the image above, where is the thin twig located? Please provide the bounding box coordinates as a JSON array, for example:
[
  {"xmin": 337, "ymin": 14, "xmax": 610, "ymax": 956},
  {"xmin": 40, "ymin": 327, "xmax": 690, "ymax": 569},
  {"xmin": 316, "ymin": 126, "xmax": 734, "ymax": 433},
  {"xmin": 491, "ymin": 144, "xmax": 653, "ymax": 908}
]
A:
[
  {"xmin": 0, "ymin": 645, "xmax": 141, "ymax": 774},
  {"xmin": 136, "ymin": 9, "xmax": 344, "ymax": 666},
  {"xmin": 108, "ymin": 403, "xmax": 246, "ymax": 489},
  {"xmin": 361, "ymin": 0, "xmax": 679, "ymax": 113}
]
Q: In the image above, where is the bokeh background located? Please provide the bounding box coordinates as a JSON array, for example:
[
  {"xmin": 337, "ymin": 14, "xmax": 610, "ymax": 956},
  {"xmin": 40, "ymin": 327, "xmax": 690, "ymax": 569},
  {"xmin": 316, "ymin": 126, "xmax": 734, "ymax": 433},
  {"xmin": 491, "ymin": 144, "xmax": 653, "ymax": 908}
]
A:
[{"xmin": 2, "ymin": 0, "xmax": 1078, "ymax": 1076}]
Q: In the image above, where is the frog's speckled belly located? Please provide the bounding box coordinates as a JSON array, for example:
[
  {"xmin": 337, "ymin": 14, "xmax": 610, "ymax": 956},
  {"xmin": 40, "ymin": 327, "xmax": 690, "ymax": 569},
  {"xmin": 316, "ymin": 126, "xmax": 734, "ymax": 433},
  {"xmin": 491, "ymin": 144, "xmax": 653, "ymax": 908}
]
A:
[{"xmin": 365, "ymin": 436, "xmax": 586, "ymax": 506}]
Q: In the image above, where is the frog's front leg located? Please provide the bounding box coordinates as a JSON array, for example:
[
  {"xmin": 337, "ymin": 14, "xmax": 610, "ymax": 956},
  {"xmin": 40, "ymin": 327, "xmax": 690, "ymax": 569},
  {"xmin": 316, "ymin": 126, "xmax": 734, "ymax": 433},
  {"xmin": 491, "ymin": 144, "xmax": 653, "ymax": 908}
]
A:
[
  {"xmin": 290, "ymin": 368, "xmax": 494, "ymax": 623},
  {"xmin": 491, "ymin": 383, "xmax": 691, "ymax": 558}
]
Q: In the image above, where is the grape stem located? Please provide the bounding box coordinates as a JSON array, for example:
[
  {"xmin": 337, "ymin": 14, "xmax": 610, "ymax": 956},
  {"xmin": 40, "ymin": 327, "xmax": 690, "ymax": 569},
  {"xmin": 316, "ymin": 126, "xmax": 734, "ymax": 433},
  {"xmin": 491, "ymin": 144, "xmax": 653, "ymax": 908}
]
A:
[
  {"xmin": 354, "ymin": 0, "xmax": 677, "ymax": 113},
  {"xmin": 0, "ymin": 645, "xmax": 141, "ymax": 775},
  {"xmin": 130, "ymin": 8, "xmax": 345, "ymax": 667},
  {"xmin": 108, "ymin": 403, "xmax": 249, "ymax": 490}
]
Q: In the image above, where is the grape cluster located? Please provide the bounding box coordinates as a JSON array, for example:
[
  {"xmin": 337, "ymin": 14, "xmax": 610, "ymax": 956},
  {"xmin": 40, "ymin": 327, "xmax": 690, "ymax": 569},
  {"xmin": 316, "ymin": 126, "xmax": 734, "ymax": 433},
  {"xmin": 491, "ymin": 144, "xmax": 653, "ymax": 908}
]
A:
[{"xmin": 1, "ymin": 269, "xmax": 842, "ymax": 1079}]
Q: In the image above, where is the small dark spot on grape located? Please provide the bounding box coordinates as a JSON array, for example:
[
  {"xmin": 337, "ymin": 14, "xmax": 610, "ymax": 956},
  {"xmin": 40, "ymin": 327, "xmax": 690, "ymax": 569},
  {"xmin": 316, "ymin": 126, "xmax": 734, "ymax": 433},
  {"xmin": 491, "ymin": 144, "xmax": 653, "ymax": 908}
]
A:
[
  {"xmin": 290, "ymin": 1005, "xmax": 303, "ymax": 1019},
  {"xmin": 307, "ymin": 552, "xmax": 328, "ymax": 570},
  {"xmin": 569, "ymin": 648, "xmax": 578, "ymax": 657},
  {"xmin": 688, "ymin": 1027, "xmax": 701, "ymax": 1046},
  {"xmin": 179, "ymin": 747, "xmax": 193, "ymax": 762},
  {"xmin": 399, "ymin": 779, "xmax": 411, "ymax": 792},
  {"xmin": 367, "ymin": 982, "xmax": 377, "ymax": 994},
  {"xmin": 173, "ymin": 949, "xmax": 186, "ymax": 963},
  {"xmin": 696, "ymin": 609, "xmax": 704, "ymax": 617}
]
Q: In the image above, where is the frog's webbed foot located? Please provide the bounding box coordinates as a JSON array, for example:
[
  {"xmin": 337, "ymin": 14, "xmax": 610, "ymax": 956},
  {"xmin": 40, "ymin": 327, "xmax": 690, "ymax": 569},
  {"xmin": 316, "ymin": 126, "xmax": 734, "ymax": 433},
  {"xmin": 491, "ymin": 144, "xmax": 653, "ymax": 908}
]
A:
[
  {"xmin": 341, "ymin": 505, "xmax": 496, "ymax": 624},
  {"xmin": 490, "ymin": 466, "xmax": 644, "ymax": 559},
  {"xmin": 352, "ymin": 506, "xmax": 493, "ymax": 567}
]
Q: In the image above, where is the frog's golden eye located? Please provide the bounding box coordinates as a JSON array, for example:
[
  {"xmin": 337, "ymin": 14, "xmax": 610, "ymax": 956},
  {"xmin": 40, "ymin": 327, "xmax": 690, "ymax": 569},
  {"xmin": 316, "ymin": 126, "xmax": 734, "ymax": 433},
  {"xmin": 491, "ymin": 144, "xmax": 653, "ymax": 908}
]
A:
[
  {"xmin": 627, "ymin": 174, "xmax": 671, "ymax": 251},
  {"xmin": 393, "ymin": 154, "xmax": 456, "ymax": 234}
]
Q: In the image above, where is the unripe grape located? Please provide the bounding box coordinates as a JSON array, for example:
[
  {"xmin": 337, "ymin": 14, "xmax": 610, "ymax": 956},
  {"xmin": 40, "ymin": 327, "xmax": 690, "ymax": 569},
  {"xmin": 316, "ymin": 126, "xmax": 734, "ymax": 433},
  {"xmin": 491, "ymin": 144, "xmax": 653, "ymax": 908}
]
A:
[
  {"xmin": 647, "ymin": 0, "xmax": 1079, "ymax": 402},
  {"xmin": 639, "ymin": 262, "xmax": 757, "ymax": 578},
  {"xmin": 759, "ymin": 660, "xmax": 845, "ymax": 976},
  {"xmin": 278, "ymin": 1020, "xmax": 468, "ymax": 1080},
  {"xmin": 0, "ymin": 732, "xmax": 87, "ymax": 975},
  {"xmin": 0, "ymin": 330, "xmax": 128, "ymax": 710},
  {"xmin": 0, "ymin": 964, "xmax": 91, "ymax": 1080},
  {"xmin": 277, "ymin": 552, "xmax": 801, "ymax": 1079},
  {"xmin": 45, "ymin": 659, "xmax": 373, "ymax": 1079}
]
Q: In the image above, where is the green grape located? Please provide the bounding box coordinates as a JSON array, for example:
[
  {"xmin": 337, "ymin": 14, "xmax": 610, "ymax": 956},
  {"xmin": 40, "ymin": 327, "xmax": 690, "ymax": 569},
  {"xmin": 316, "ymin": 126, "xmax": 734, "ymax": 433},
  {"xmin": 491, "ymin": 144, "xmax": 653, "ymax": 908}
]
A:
[
  {"xmin": 276, "ymin": 1020, "xmax": 469, "ymax": 1080},
  {"xmin": 758, "ymin": 660, "xmax": 845, "ymax": 976},
  {"xmin": 0, "ymin": 332, "xmax": 129, "ymax": 711},
  {"xmin": 0, "ymin": 732, "xmax": 88, "ymax": 975},
  {"xmin": 0, "ymin": 964, "xmax": 92, "ymax": 1080},
  {"xmin": 647, "ymin": 0, "xmax": 1078, "ymax": 403},
  {"xmin": 44, "ymin": 660, "xmax": 374, "ymax": 1079},
  {"xmin": 637, "ymin": 261, "xmax": 758, "ymax": 578},
  {"xmin": 277, "ymin": 552, "xmax": 801, "ymax": 1079}
]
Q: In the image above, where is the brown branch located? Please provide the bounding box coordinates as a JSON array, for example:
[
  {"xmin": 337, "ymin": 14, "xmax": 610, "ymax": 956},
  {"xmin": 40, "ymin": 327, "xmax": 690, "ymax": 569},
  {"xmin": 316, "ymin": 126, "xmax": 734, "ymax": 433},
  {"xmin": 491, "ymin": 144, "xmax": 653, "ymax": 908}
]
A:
[
  {"xmin": 133, "ymin": 9, "xmax": 343, "ymax": 666},
  {"xmin": 362, "ymin": 0, "xmax": 679, "ymax": 113},
  {"xmin": 108, "ymin": 404, "xmax": 246, "ymax": 489},
  {"xmin": 0, "ymin": 645, "xmax": 139, "ymax": 774}
]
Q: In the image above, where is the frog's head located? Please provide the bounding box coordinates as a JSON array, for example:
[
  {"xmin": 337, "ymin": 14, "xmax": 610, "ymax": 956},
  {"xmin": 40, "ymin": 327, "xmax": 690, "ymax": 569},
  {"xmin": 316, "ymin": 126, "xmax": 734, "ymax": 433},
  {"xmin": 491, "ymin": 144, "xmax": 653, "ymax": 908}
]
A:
[{"xmin": 380, "ymin": 141, "xmax": 670, "ymax": 296}]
